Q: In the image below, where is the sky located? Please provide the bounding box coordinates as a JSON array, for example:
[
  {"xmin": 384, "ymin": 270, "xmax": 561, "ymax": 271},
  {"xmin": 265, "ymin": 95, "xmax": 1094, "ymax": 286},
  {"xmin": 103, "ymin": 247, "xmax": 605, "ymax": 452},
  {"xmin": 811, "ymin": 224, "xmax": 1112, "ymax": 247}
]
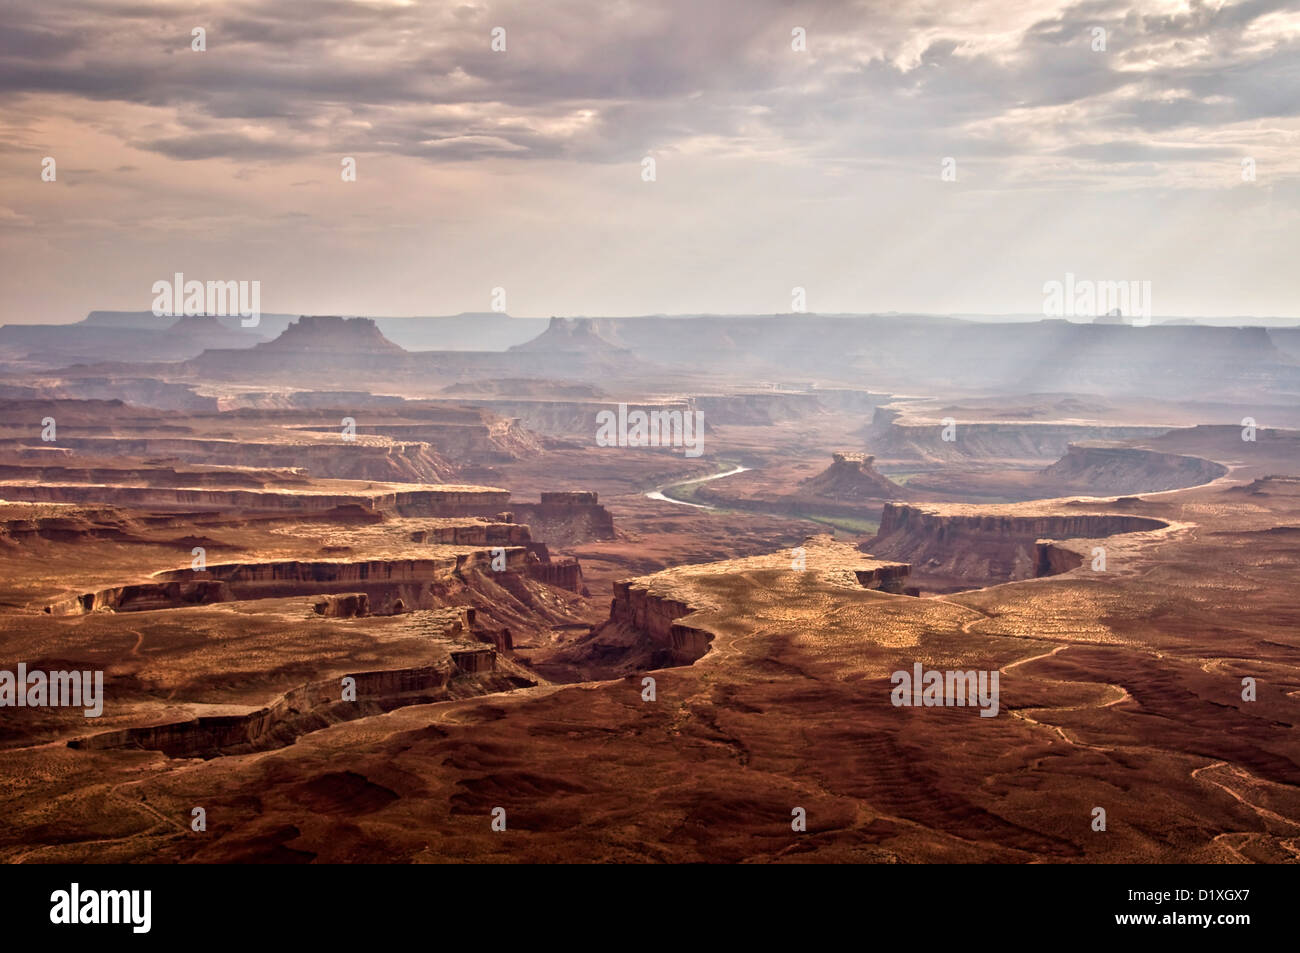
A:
[{"xmin": 1, "ymin": 0, "xmax": 1298, "ymax": 323}]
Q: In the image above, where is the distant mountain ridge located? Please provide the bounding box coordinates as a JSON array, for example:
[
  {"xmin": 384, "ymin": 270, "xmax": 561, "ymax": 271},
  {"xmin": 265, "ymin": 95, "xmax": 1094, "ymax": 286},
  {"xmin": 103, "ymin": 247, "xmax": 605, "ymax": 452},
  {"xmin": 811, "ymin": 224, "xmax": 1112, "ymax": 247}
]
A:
[
  {"xmin": 6, "ymin": 311, "xmax": 1300, "ymax": 402},
  {"xmin": 67, "ymin": 310, "xmax": 548, "ymax": 351}
]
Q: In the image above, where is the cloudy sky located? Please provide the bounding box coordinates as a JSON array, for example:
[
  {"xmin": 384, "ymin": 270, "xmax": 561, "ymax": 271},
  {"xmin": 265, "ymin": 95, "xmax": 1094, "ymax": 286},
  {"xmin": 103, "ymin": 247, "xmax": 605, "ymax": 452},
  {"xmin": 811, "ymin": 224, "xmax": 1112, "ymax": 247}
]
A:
[{"xmin": 2, "ymin": 0, "xmax": 1298, "ymax": 323}]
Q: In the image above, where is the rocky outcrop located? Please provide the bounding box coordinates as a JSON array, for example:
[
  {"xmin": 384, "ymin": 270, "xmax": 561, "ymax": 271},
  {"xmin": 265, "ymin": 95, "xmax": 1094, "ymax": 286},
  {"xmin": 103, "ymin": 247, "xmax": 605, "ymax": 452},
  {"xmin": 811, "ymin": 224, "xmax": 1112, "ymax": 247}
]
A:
[
  {"xmin": 854, "ymin": 563, "xmax": 914, "ymax": 594},
  {"xmin": 799, "ymin": 452, "xmax": 903, "ymax": 500},
  {"xmin": 256, "ymin": 315, "xmax": 405, "ymax": 354},
  {"xmin": 866, "ymin": 502, "xmax": 1168, "ymax": 590},
  {"xmin": 527, "ymin": 555, "xmax": 584, "ymax": 593},
  {"xmin": 512, "ymin": 490, "xmax": 615, "ymax": 545},
  {"xmin": 608, "ymin": 582, "xmax": 702, "ymax": 665},
  {"xmin": 450, "ymin": 648, "xmax": 496, "ymax": 674},
  {"xmin": 690, "ymin": 455, "xmax": 905, "ymax": 517},
  {"xmin": 1039, "ymin": 444, "xmax": 1226, "ymax": 494},
  {"xmin": 314, "ymin": 592, "xmax": 370, "ymax": 618},
  {"xmin": 188, "ymin": 316, "xmax": 414, "ymax": 376}
]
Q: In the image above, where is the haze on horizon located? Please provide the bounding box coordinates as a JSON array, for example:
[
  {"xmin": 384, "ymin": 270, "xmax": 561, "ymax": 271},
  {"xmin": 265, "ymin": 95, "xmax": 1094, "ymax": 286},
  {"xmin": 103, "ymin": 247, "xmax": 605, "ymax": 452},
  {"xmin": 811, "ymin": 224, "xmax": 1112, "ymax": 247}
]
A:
[{"xmin": 1, "ymin": 0, "xmax": 1298, "ymax": 324}]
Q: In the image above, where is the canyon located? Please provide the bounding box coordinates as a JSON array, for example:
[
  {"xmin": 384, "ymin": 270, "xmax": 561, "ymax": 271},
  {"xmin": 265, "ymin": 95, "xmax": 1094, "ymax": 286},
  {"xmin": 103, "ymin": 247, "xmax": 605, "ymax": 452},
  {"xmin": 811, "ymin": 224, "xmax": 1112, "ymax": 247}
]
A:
[{"xmin": 0, "ymin": 312, "xmax": 1296, "ymax": 865}]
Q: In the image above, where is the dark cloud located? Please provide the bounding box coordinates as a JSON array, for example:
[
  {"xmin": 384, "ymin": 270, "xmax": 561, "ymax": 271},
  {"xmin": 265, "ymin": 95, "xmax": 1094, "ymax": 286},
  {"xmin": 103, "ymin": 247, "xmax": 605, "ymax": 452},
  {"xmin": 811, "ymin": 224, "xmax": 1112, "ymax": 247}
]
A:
[{"xmin": 133, "ymin": 132, "xmax": 306, "ymax": 161}]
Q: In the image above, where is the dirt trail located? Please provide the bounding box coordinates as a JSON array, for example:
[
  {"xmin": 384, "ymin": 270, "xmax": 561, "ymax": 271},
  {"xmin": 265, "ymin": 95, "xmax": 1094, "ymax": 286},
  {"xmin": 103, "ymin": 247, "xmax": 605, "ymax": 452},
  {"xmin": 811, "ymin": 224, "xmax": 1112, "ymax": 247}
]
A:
[{"xmin": 1192, "ymin": 761, "xmax": 1300, "ymax": 837}]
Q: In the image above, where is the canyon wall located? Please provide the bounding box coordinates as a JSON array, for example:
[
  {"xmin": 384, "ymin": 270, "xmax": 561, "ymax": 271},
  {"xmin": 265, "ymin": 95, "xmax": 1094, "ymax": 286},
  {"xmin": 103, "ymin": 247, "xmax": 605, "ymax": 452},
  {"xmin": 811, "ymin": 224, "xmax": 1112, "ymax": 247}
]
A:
[
  {"xmin": 607, "ymin": 581, "xmax": 709, "ymax": 668},
  {"xmin": 0, "ymin": 510, "xmax": 135, "ymax": 545},
  {"xmin": 862, "ymin": 407, "xmax": 1172, "ymax": 463},
  {"xmin": 0, "ymin": 463, "xmax": 306, "ymax": 489},
  {"xmin": 69, "ymin": 654, "xmax": 528, "ymax": 759},
  {"xmin": 3, "ymin": 483, "xmax": 510, "ymax": 516},
  {"xmin": 694, "ymin": 393, "xmax": 825, "ymax": 425},
  {"xmin": 48, "ymin": 549, "xmax": 537, "ymax": 615},
  {"xmin": 1034, "ymin": 542, "xmax": 1085, "ymax": 577},
  {"xmin": 0, "ymin": 483, "xmax": 383, "ymax": 513},
  {"xmin": 1039, "ymin": 444, "xmax": 1227, "ymax": 493},
  {"xmin": 1, "ymin": 435, "xmax": 455, "ymax": 483},
  {"xmin": 350, "ymin": 417, "xmax": 544, "ymax": 463},
  {"xmin": 867, "ymin": 502, "xmax": 1168, "ymax": 590}
]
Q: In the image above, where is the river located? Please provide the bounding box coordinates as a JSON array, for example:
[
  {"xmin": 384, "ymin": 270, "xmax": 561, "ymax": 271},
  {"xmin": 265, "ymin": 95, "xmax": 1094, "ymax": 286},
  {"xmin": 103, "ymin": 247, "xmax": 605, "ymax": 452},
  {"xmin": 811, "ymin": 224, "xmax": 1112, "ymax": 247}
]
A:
[{"xmin": 645, "ymin": 465, "xmax": 750, "ymax": 509}]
